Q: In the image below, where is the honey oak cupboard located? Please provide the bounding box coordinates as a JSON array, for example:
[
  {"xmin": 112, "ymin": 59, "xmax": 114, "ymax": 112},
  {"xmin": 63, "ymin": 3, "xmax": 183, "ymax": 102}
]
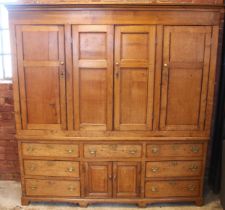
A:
[{"xmin": 6, "ymin": 0, "xmax": 224, "ymax": 207}]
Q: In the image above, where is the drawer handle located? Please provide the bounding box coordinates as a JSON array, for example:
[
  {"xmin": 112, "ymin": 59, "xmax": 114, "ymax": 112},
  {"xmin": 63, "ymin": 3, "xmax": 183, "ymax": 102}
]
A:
[
  {"xmin": 68, "ymin": 186, "xmax": 76, "ymax": 192},
  {"xmin": 89, "ymin": 150, "xmax": 96, "ymax": 156},
  {"xmin": 129, "ymin": 149, "xmax": 137, "ymax": 155},
  {"xmin": 152, "ymin": 147, "xmax": 159, "ymax": 154},
  {"xmin": 29, "ymin": 165, "xmax": 36, "ymax": 171},
  {"xmin": 27, "ymin": 146, "xmax": 34, "ymax": 153},
  {"xmin": 189, "ymin": 165, "xmax": 199, "ymax": 172},
  {"xmin": 31, "ymin": 186, "xmax": 37, "ymax": 190},
  {"xmin": 67, "ymin": 167, "xmax": 75, "ymax": 172},
  {"xmin": 171, "ymin": 161, "xmax": 178, "ymax": 166},
  {"xmin": 188, "ymin": 185, "xmax": 196, "ymax": 192},
  {"xmin": 191, "ymin": 146, "xmax": 200, "ymax": 153},
  {"xmin": 151, "ymin": 167, "xmax": 159, "ymax": 173},
  {"xmin": 151, "ymin": 186, "xmax": 158, "ymax": 192},
  {"xmin": 67, "ymin": 149, "xmax": 74, "ymax": 154}
]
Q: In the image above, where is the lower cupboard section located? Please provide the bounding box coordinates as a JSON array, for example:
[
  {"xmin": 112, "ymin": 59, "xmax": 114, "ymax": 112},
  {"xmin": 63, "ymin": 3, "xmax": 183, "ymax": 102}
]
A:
[{"xmin": 25, "ymin": 179, "xmax": 81, "ymax": 197}]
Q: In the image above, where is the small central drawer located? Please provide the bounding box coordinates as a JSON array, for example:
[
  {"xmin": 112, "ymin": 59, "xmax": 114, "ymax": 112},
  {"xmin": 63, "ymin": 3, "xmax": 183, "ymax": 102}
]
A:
[
  {"xmin": 22, "ymin": 143, "xmax": 79, "ymax": 158},
  {"xmin": 25, "ymin": 179, "xmax": 80, "ymax": 197},
  {"xmin": 84, "ymin": 144, "xmax": 142, "ymax": 158},
  {"xmin": 146, "ymin": 161, "xmax": 202, "ymax": 178},
  {"xmin": 146, "ymin": 143, "xmax": 203, "ymax": 158},
  {"xmin": 145, "ymin": 180, "xmax": 200, "ymax": 198},
  {"xmin": 24, "ymin": 160, "xmax": 80, "ymax": 177}
]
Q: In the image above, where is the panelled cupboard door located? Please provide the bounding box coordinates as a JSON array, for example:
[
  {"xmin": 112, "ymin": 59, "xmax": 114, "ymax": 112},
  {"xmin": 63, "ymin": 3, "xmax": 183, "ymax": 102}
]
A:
[
  {"xmin": 84, "ymin": 162, "xmax": 113, "ymax": 198},
  {"xmin": 72, "ymin": 25, "xmax": 113, "ymax": 131},
  {"xmin": 160, "ymin": 26, "xmax": 212, "ymax": 131},
  {"xmin": 16, "ymin": 25, "xmax": 66, "ymax": 130},
  {"xmin": 113, "ymin": 162, "xmax": 141, "ymax": 198},
  {"xmin": 114, "ymin": 26, "xmax": 156, "ymax": 131}
]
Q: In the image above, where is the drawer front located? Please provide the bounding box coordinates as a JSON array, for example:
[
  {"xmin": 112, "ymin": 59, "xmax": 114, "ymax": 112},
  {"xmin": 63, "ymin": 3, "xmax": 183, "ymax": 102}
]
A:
[
  {"xmin": 146, "ymin": 143, "xmax": 203, "ymax": 158},
  {"xmin": 24, "ymin": 160, "xmax": 80, "ymax": 177},
  {"xmin": 146, "ymin": 161, "xmax": 202, "ymax": 178},
  {"xmin": 22, "ymin": 143, "xmax": 79, "ymax": 157},
  {"xmin": 25, "ymin": 179, "xmax": 80, "ymax": 197},
  {"xmin": 145, "ymin": 180, "xmax": 200, "ymax": 198},
  {"xmin": 84, "ymin": 144, "xmax": 142, "ymax": 158}
]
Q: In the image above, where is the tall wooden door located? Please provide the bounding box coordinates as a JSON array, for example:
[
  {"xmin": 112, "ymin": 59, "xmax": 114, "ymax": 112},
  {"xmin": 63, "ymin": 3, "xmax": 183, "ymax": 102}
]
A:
[
  {"xmin": 160, "ymin": 26, "xmax": 212, "ymax": 131},
  {"xmin": 113, "ymin": 162, "xmax": 141, "ymax": 198},
  {"xmin": 72, "ymin": 25, "xmax": 113, "ymax": 131},
  {"xmin": 114, "ymin": 26, "xmax": 156, "ymax": 131},
  {"xmin": 16, "ymin": 25, "xmax": 66, "ymax": 130},
  {"xmin": 84, "ymin": 162, "xmax": 113, "ymax": 198}
]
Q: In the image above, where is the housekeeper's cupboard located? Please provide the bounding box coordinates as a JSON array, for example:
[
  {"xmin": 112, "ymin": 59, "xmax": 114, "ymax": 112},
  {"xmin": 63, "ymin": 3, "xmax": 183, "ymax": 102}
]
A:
[{"xmin": 7, "ymin": 0, "xmax": 224, "ymax": 207}]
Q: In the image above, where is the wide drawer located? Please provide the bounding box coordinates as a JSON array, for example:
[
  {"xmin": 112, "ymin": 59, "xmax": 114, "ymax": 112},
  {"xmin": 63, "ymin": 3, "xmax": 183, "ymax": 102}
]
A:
[
  {"xmin": 146, "ymin": 161, "xmax": 202, "ymax": 178},
  {"xmin": 145, "ymin": 180, "xmax": 200, "ymax": 198},
  {"xmin": 146, "ymin": 143, "xmax": 203, "ymax": 158},
  {"xmin": 84, "ymin": 144, "xmax": 142, "ymax": 158},
  {"xmin": 24, "ymin": 160, "xmax": 80, "ymax": 177},
  {"xmin": 25, "ymin": 179, "xmax": 80, "ymax": 197},
  {"xmin": 22, "ymin": 143, "xmax": 79, "ymax": 158}
]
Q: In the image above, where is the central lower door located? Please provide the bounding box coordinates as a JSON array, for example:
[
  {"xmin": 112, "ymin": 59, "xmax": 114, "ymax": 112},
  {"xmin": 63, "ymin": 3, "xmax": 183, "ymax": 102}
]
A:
[
  {"xmin": 84, "ymin": 162, "xmax": 141, "ymax": 198},
  {"xmin": 114, "ymin": 26, "xmax": 156, "ymax": 131}
]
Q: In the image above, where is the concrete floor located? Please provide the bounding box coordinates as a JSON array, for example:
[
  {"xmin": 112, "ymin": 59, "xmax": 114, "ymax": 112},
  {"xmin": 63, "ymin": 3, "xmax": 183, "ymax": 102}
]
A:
[{"xmin": 0, "ymin": 181, "xmax": 223, "ymax": 210}]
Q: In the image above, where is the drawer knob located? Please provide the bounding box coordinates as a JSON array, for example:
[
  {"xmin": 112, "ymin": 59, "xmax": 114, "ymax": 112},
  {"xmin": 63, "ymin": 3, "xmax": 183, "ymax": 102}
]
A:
[
  {"xmin": 152, "ymin": 147, "xmax": 159, "ymax": 154},
  {"xmin": 188, "ymin": 185, "xmax": 196, "ymax": 192},
  {"xmin": 67, "ymin": 149, "xmax": 74, "ymax": 154},
  {"xmin": 189, "ymin": 164, "xmax": 199, "ymax": 171},
  {"xmin": 151, "ymin": 186, "xmax": 158, "ymax": 192},
  {"xmin": 89, "ymin": 150, "xmax": 96, "ymax": 156},
  {"xmin": 31, "ymin": 186, "xmax": 37, "ymax": 190},
  {"xmin": 68, "ymin": 186, "xmax": 76, "ymax": 192},
  {"xmin": 191, "ymin": 146, "xmax": 200, "ymax": 153},
  {"xmin": 67, "ymin": 167, "xmax": 75, "ymax": 172},
  {"xmin": 151, "ymin": 167, "xmax": 159, "ymax": 173}
]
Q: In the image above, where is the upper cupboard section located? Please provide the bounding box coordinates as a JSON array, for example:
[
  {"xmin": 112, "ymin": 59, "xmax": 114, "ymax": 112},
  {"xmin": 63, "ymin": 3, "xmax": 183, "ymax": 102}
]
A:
[{"xmin": 15, "ymin": 24, "xmax": 215, "ymax": 133}]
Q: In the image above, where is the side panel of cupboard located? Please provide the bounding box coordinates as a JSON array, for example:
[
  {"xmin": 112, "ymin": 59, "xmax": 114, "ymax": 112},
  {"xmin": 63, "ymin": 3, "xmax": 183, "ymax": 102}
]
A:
[
  {"xmin": 72, "ymin": 25, "xmax": 113, "ymax": 131},
  {"xmin": 160, "ymin": 26, "xmax": 212, "ymax": 131},
  {"xmin": 16, "ymin": 25, "xmax": 67, "ymax": 130},
  {"xmin": 114, "ymin": 26, "xmax": 156, "ymax": 131}
]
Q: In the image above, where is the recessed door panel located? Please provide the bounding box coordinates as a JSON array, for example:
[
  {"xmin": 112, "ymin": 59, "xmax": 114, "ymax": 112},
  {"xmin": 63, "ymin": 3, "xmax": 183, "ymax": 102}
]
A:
[
  {"xmin": 160, "ymin": 26, "xmax": 212, "ymax": 131},
  {"xmin": 72, "ymin": 25, "xmax": 113, "ymax": 131},
  {"xmin": 84, "ymin": 162, "xmax": 112, "ymax": 198},
  {"xmin": 113, "ymin": 162, "xmax": 141, "ymax": 198},
  {"xmin": 16, "ymin": 25, "xmax": 66, "ymax": 130},
  {"xmin": 114, "ymin": 26, "xmax": 156, "ymax": 131}
]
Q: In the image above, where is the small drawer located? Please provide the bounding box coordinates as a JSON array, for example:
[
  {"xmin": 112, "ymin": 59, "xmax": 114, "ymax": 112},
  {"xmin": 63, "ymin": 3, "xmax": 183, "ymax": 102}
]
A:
[
  {"xmin": 24, "ymin": 160, "xmax": 80, "ymax": 177},
  {"xmin": 22, "ymin": 143, "xmax": 79, "ymax": 158},
  {"xmin": 25, "ymin": 179, "xmax": 80, "ymax": 197},
  {"xmin": 84, "ymin": 144, "xmax": 142, "ymax": 158},
  {"xmin": 146, "ymin": 143, "xmax": 203, "ymax": 158},
  {"xmin": 146, "ymin": 161, "xmax": 202, "ymax": 178},
  {"xmin": 145, "ymin": 180, "xmax": 200, "ymax": 198}
]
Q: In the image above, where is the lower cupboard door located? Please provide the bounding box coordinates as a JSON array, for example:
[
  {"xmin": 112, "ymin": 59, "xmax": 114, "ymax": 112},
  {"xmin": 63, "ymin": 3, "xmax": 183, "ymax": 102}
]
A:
[
  {"xmin": 84, "ymin": 162, "xmax": 113, "ymax": 198},
  {"xmin": 145, "ymin": 180, "xmax": 200, "ymax": 198},
  {"xmin": 25, "ymin": 179, "xmax": 80, "ymax": 197},
  {"xmin": 113, "ymin": 162, "xmax": 141, "ymax": 198}
]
